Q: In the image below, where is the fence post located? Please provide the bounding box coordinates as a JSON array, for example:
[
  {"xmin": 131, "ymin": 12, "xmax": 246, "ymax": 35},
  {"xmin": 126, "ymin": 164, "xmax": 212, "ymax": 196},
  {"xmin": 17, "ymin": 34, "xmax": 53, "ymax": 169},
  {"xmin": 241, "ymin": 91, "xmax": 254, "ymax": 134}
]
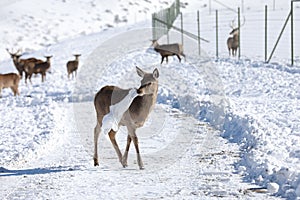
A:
[
  {"xmin": 167, "ymin": 8, "xmax": 170, "ymax": 44},
  {"xmin": 216, "ymin": 10, "xmax": 219, "ymax": 58},
  {"xmin": 238, "ymin": 7, "xmax": 241, "ymax": 59},
  {"xmin": 265, "ymin": 5, "xmax": 268, "ymax": 62},
  {"xmin": 181, "ymin": 12, "xmax": 184, "ymax": 47},
  {"xmin": 152, "ymin": 13, "xmax": 156, "ymax": 40},
  {"xmin": 291, "ymin": 0, "xmax": 294, "ymax": 66},
  {"xmin": 197, "ymin": 10, "xmax": 201, "ymax": 56}
]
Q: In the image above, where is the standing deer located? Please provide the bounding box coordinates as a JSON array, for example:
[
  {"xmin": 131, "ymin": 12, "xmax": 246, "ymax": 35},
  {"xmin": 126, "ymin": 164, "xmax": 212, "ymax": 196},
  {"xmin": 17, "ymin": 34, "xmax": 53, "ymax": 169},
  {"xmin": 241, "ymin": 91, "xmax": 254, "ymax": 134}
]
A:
[
  {"xmin": 152, "ymin": 40, "xmax": 185, "ymax": 64},
  {"xmin": 24, "ymin": 56, "xmax": 52, "ymax": 83},
  {"xmin": 227, "ymin": 27, "xmax": 239, "ymax": 56},
  {"xmin": 6, "ymin": 49, "xmax": 43, "ymax": 78},
  {"xmin": 0, "ymin": 73, "xmax": 20, "ymax": 97},
  {"xmin": 227, "ymin": 18, "xmax": 245, "ymax": 56},
  {"xmin": 66, "ymin": 54, "xmax": 81, "ymax": 79},
  {"xmin": 93, "ymin": 67, "xmax": 159, "ymax": 169}
]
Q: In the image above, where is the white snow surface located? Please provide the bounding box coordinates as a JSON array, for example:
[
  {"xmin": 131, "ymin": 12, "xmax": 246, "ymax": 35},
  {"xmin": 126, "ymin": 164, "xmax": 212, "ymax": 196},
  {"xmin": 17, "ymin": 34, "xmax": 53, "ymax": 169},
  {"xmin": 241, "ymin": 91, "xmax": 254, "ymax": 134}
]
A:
[{"xmin": 0, "ymin": 0, "xmax": 299, "ymax": 199}]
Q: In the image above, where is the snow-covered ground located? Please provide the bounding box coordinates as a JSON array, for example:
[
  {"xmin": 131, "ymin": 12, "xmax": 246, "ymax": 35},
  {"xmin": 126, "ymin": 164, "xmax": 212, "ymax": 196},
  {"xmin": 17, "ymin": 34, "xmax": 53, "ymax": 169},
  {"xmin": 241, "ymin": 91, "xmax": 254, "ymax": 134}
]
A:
[{"xmin": 0, "ymin": 0, "xmax": 299, "ymax": 199}]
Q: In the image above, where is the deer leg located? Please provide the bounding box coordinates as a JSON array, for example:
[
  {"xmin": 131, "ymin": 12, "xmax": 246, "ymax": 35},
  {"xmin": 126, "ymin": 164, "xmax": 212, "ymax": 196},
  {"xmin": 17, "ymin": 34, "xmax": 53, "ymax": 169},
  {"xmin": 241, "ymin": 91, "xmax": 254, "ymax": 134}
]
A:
[
  {"xmin": 160, "ymin": 56, "xmax": 164, "ymax": 64},
  {"xmin": 28, "ymin": 74, "xmax": 33, "ymax": 84},
  {"xmin": 122, "ymin": 135, "xmax": 132, "ymax": 168},
  {"xmin": 181, "ymin": 53, "xmax": 186, "ymax": 61},
  {"xmin": 176, "ymin": 54, "xmax": 181, "ymax": 62},
  {"xmin": 166, "ymin": 56, "xmax": 169, "ymax": 64},
  {"xmin": 25, "ymin": 73, "xmax": 28, "ymax": 84},
  {"xmin": 132, "ymin": 135, "xmax": 144, "ymax": 170},
  {"xmin": 11, "ymin": 87, "xmax": 17, "ymax": 96},
  {"xmin": 108, "ymin": 129, "xmax": 123, "ymax": 165},
  {"xmin": 93, "ymin": 121, "xmax": 101, "ymax": 166},
  {"xmin": 16, "ymin": 87, "xmax": 20, "ymax": 96}
]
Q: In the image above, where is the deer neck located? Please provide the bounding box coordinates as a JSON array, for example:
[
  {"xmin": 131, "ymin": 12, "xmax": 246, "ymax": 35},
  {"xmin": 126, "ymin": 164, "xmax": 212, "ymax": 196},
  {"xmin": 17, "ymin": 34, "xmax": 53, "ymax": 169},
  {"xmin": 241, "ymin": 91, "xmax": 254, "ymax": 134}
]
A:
[{"xmin": 124, "ymin": 89, "xmax": 158, "ymax": 127}]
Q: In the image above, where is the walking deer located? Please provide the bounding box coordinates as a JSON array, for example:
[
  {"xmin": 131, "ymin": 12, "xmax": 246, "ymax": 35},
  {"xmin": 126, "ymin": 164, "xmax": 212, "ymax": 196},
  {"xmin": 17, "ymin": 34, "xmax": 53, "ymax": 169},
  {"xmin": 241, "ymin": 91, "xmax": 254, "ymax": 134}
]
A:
[
  {"xmin": 93, "ymin": 67, "xmax": 159, "ymax": 169},
  {"xmin": 0, "ymin": 73, "xmax": 20, "ymax": 97},
  {"xmin": 152, "ymin": 40, "xmax": 185, "ymax": 64}
]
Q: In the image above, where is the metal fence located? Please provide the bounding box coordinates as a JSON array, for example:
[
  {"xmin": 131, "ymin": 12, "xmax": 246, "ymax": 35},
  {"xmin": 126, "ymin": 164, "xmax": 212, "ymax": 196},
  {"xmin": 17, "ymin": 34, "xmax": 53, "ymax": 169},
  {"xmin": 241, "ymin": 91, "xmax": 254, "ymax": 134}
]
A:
[
  {"xmin": 152, "ymin": 0, "xmax": 299, "ymax": 66},
  {"xmin": 152, "ymin": 0, "xmax": 180, "ymax": 41}
]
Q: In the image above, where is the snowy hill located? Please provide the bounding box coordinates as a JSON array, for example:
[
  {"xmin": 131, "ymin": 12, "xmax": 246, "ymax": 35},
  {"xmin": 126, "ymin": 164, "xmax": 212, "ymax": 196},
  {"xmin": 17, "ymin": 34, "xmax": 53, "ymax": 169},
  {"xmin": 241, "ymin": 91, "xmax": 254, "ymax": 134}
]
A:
[{"xmin": 0, "ymin": 0, "xmax": 300, "ymax": 199}]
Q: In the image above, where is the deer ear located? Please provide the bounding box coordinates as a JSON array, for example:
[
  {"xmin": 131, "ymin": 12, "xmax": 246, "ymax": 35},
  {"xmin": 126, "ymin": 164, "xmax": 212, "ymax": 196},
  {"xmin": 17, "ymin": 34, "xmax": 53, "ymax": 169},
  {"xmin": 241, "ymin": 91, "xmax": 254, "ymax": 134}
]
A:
[
  {"xmin": 136, "ymin": 66, "xmax": 145, "ymax": 77},
  {"xmin": 153, "ymin": 68, "xmax": 159, "ymax": 79}
]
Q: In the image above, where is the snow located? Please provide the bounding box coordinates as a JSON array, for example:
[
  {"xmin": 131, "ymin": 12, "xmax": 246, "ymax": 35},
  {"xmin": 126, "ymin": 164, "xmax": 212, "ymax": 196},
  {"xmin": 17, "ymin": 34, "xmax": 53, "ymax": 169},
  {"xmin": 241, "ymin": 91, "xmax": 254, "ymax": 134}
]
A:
[{"xmin": 0, "ymin": 0, "xmax": 299, "ymax": 199}]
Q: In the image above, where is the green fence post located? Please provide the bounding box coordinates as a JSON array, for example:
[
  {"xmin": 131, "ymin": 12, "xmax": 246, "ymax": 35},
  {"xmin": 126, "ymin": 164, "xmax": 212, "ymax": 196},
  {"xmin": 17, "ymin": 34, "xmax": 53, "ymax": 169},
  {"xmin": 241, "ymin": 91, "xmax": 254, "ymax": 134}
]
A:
[
  {"xmin": 181, "ymin": 12, "xmax": 184, "ymax": 46},
  {"xmin": 238, "ymin": 7, "xmax": 241, "ymax": 59},
  {"xmin": 152, "ymin": 13, "xmax": 156, "ymax": 40},
  {"xmin": 291, "ymin": 0, "xmax": 294, "ymax": 66},
  {"xmin": 167, "ymin": 8, "xmax": 170, "ymax": 44},
  {"xmin": 265, "ymin": 5, "xmax": 268, "ymax": 62},
  {"xmin": 216, "ymin": 10, "xmax": 218, "ymax": 58},
  {"xmin": 197, "ymin": 10, "xmax": 201, "ymax": 56}
]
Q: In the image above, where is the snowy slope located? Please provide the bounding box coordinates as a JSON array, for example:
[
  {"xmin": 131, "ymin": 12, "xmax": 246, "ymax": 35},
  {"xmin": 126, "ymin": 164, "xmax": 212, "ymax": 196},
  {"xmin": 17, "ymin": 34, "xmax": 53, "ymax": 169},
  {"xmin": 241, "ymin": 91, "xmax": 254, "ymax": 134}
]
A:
[{"xmin": 0, "ymin": 0, "xmax": 299, "ymax": 199}]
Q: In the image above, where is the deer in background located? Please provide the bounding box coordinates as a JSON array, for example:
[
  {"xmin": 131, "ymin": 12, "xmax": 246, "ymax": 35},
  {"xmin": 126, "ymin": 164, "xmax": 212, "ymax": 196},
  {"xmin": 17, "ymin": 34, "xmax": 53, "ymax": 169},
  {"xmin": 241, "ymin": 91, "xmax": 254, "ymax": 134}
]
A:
[
  {"xmin": 0, "ymin": 73, "xmax": 20, "ymax": 97},
  {"xmin": 93, "ymin": 67, "xmax": 159, "ymax": 169},
  {"xmin": 66, "ymin": 54, "xmax": 81, "ymax": 79},
  {"xmin": 24, "ymin": 56, "xmax": 52, "ymax": 83},
  {"xmin": 152, "ymin": 40, "xmax": 185, "ymax": 64},
  {"xmin": 227, "ymin": 18, "xmax": 245, "ymax": 56},
  {"xmin": 6, "ymin": 49, "xmax": 43, "ymax": 78}
]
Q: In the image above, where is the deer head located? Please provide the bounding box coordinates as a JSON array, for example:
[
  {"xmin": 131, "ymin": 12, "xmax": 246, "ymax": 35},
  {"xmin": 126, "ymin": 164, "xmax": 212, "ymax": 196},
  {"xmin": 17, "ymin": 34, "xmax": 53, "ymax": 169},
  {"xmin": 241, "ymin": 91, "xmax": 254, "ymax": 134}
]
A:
[{"xmin": 136, "ymin": 66, "xmax": 159, "ymax": 95}]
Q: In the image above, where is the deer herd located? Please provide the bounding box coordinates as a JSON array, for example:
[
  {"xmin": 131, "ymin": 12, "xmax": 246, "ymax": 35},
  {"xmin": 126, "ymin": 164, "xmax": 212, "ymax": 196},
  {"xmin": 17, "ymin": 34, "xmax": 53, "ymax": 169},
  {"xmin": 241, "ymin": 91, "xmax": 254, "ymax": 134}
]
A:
[
  {"xmin": 1, "ymin": 20, "xmax": 242, "ymax": 168},
  {"xmin": 0, "ymin": 49, "xmax": 81, "ymax": 97}
]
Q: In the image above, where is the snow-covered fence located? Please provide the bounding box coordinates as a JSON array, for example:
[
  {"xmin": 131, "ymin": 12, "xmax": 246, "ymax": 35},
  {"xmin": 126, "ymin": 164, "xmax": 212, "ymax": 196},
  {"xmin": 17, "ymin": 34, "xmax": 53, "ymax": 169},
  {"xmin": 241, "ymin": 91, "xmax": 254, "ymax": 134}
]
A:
[{"xmin": 152, "ymin": 0, "xmax": 180, "ymax": 41}]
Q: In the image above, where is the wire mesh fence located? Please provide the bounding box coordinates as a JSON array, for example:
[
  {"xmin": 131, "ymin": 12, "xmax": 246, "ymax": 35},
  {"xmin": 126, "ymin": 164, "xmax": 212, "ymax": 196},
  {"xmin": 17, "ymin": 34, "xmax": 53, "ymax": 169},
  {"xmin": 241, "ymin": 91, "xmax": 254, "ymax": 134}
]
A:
[{"xmin": 152, "ymin": 0, "xmax": 300, "ymax": 65}]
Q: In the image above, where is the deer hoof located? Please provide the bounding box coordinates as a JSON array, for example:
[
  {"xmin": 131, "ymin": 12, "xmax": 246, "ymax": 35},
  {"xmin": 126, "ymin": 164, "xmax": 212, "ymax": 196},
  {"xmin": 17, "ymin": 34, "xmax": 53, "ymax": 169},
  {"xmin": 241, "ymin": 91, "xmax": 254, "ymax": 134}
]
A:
[
  {"xmin": 121, "ymin": 160, "xmax": 128, "ymax": 168},
  {"xmin": 93, "ymin": 158, "xmax": 99, "ymax": 166}
]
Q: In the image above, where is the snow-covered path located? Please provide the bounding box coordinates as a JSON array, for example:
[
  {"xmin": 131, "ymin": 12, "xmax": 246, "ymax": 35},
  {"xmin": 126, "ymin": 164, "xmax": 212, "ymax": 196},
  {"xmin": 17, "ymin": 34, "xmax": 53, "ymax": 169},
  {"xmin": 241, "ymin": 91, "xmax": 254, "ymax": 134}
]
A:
[
  {"xmin": 1, "ymin": 1, "xmax": 297, "ymax": 197},
  {"xmin": 0, "ymin": 101, "xmax": 280, "ymax": 199},
  {"xmin": 0, "ymin": 25, "xmax": 282, "ymax": 198}
]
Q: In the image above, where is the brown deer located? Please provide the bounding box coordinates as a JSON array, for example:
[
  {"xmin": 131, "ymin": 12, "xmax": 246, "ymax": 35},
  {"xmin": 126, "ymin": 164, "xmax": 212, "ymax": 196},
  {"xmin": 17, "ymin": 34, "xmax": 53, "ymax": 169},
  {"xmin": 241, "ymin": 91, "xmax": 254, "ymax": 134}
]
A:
[
  {"xmin": 227, "ymin": 27, "xmax": 239, "ymax": 56},
  {"xmin": 227, "ymin": 18, "xmax": 245, "ymax": 56},
  {"xmin": 6, "ymin": 49, "xmax": 43, "ymax": 78},
  {"xmin": 0, "ymin": 73, "xmax": 20, "ymax": 97},
  {"xmin": 66, "ymin": 54, "xmax": 81, "ymax": 79},
  {"xmin": 152, "ymin": 40, "xmax": 185, "ymax": 64},
  {"xmin": 24, "ymin": 56, "xmax": 52, "ymax": 83},
  {"xmin": 93, "ymin": 67, "xmax": 159, "ymax": 169}
]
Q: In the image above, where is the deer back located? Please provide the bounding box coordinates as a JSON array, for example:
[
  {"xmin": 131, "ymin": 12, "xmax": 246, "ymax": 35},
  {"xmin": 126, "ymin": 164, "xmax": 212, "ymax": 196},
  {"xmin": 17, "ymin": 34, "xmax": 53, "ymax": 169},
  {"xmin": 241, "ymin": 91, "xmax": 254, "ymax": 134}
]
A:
[{"xmin": 0, "ymin": 73, "xmax": 20, "ymax": 88}]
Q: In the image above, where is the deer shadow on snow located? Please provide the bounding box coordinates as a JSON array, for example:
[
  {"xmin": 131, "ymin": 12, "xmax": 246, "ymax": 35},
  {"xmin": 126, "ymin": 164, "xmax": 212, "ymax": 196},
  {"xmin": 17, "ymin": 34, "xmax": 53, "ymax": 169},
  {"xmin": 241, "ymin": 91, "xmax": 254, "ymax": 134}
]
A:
[{"xmin": 0, "ymin": 166, "xmax": 82, "ymax": 177}]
